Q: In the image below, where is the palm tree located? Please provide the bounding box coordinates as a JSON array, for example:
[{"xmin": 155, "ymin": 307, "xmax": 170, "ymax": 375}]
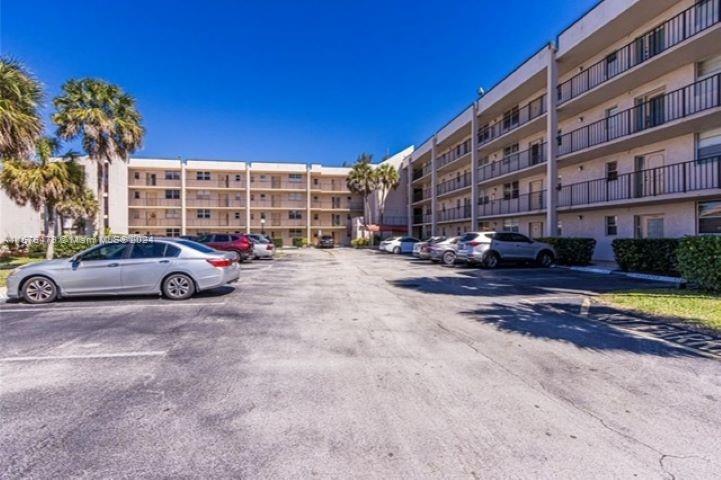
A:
[
  {"xmin": 373, "ymin": 163, "xmax": 400, "ymax": 227},
  {"xmin": 0, "ymin": 137, "xmax": 85, "ymax": 258},
  {"xmin": 56, "ymin": 187, "xmax": 98, "ymax": 235},
  {"xmin": 53, "ymin": 78, "xmax": 145, "ymax": 235},
  {"xmin": 346, "ymin": 153, "xmax": 378, "ymax": 242},
  {"xmin": 0, "ymin": 58, "xmax": 43, "ymax": 158}
]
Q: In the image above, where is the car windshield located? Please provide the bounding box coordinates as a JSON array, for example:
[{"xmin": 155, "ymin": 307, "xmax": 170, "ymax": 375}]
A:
[
  {"xmin": 175, "ymin": 239, "xmax": 216, "ymax": 253},
  {"xmin": 321, "ymin": 236, "xmax": 332, "ymax": 240}
]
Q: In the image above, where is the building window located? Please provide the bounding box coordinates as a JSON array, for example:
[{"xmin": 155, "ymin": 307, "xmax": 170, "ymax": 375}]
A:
[
  {"xmin": 503, "ymin": 181, "xmax": 519, "ymax": 200},
  {"xmin": 196, "ymin": 171, "xmax": 211, "ymax": 181},
  {"xmin": 313, "ymin": 213, "xmax": 319, "ymax": 221},
  {"xmin": 196, "ymin": 209, "xmax": 211, "ymax": 219},
  {"xmin": 606, "ymin": 161, "xmax": 618, "ymax": 181},
  {"xmin": 605, "ymin": 216, "xmax": 618, "ymax": 236},
  {"xmin": 698, "ymin": 200, "xmax": 721, "ymax": 234},
  {"xmin": 165, "ymin": 190, "xmax": 180, "ymax": 199},
  {"xmin": 289, "ymin": 192, "xmax": 303, "ymax": 201},
  {"xmin": 634, "ymin": 215, "xmax": 664, "ymax": 239},
  {"xmin": 313, "ymin": 178, "xmax": 319, "ymax": 185},
  {"xmin": 134, "ymin": 191, "xmax": 140, "ymax": 199},
  {"xmin": 288, "ymin": 173, "xmax": 303, "ymax": 182},
  {"xmin": 235, "ymin": 174, "xmax": 242, "ymax": 182},
  {"xmin": 165, "ymin": 171, "xmax": 180, "ymax": 180},
  {"xmin": 165, "ymin": 209, "xmax": 180, "ymax": 219},
  {"xmin": 289, "ymin": 229, "xmax": 304, "ymax": 238},
  {"xmin": 196, "ymin": 190, "xmax": 211, "ymax": 199},
  {"xmin": 502, "ymin": 106, "xmax": 519, "ymax": 130},
  {"xmin": 134, "ymin": 172, "xmax": 140, "ymax": 180},
  {"xmin": 697, "ymin": 127, "xmax": 721, "ymax": 160},
  {"xmin": 502, "ymin": 219, "xmax": 519, "ymax": 233},
  {"xmin": 697, "ymin": 53, "xmax": 721, "ymax": 80},
  {"xmin": 234, "ymin": 212, "xmax": 241, "ymax": 219},
  {"xmin": 289, "ymin": 210, "xmax": 302, "ymax": 220},
  {"xmin": 166, "ymin": 228, "xmax": 181, "ymax": 237}
]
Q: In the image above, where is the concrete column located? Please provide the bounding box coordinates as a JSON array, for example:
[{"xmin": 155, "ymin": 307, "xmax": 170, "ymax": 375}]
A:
[
  {"xmin": 545, "ymin": 43, "xmax": 559, "ymax": 237},
  {"xmin": 245, "ymin": 163, "xmax": 251, "ymax": 234},
  {"xmin": 306, "ymin": 165, "xmax": 312, "ymax": 241},
  {"xmin": 430, "ymin": 136, "xmax": 438, "ymax": 236},
  {"xmin": 470, "ymin": 102, "xmax": 480, "ymax": 231},
  {"xmin": 406, "ymin": 160, "xmax": 413, "ymax": 235},
  {"xmin": 180, "ymin": 158, "xmax": 187, "ymax": 235}
]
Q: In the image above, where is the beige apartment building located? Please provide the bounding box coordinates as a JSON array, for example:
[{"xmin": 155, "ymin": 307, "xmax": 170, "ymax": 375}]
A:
[
  {"xmin": 405, "ymin": 0, "xmax": 721, "ymax": 261},
  {"xmin": 125, "ymin": 159, "xmax": 364, "ymax": 245}
]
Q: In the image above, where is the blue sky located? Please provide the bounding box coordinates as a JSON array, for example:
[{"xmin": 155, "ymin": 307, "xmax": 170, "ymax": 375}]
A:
[{"xmin": 2, "ymin": 0, "xmax": 597, "ymax": 165}]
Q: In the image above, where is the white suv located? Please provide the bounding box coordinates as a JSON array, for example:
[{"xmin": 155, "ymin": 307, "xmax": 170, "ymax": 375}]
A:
[{"xmin": 456, "ymin": 232, "xmax": 555, "ymax": 268}]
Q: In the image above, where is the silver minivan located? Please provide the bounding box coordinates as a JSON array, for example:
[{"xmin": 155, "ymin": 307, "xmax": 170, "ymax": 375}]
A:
[{"xmin": 456, "ymin": 232, "xmax": 555, "ymax": 268}]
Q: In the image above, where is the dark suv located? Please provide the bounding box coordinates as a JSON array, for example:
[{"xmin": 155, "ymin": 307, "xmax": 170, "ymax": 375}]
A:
[
  {"xmin": 198, "ymin": 233, "xmax": 254, "ymax": 262},
  {"xmin": 318, "ymin": 235, "xmax": 335, "ymax": 248}
]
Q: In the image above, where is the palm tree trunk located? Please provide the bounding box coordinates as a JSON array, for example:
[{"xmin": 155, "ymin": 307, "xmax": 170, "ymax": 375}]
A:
[
  {"xmin": 96, "ymin": 161, "xmax": 105, "ymax": 238},
  {"xmin": 45, "ymin": 205, "xmax": 55, "ymax": 260}
]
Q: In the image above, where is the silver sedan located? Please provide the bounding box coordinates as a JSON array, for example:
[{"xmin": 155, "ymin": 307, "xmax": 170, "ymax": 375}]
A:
[{"xmin": 6, "ymin": 238, "xmax": 240, "ymax": 304}]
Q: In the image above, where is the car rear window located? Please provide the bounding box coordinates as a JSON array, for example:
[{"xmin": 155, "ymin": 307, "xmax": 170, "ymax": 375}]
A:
[
  {"xmin": 458, "ymin": 233, "xmax": 478, "ymax": 242},
  {"xmin": 176, "ymin": 239, "xmax": 216, "ymax": 253}
]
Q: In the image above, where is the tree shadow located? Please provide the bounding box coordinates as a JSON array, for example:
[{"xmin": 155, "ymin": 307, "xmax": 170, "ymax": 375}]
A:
[{"xmin": 460, "ymin": 301, "xmax": 705, "ymax": 358}]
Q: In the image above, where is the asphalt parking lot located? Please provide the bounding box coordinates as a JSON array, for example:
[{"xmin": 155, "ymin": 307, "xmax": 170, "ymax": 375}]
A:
[{"xmin": 1, "ymin": 248, "xmax": 720, "ymax": 479}]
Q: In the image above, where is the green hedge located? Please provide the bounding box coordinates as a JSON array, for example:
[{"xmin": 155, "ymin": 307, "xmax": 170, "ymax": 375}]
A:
[
  {"xmin": 292, "ymin": 237, "xmax": 309, "ymax": 248},
  {"xmin": 612, "ymin": 238, "xmax": 680, "ymax": 276},
  {"xmin": 54, "ymin": 236, "xmax": 98, "ymax": 258},
  {"xmin": 677, "ymin": 236, "xmax": 721, "ymax": 291},
  {"xmin": 351, "ymin": 237, "xmax": 369, "ymax": 248},
  {"xmin": 271, "ymin": 237, "xmax": 283, "ymax": 248},
  {"xmin": 535, "ymin": 237, "xmax": 596, "ymax": 265}
]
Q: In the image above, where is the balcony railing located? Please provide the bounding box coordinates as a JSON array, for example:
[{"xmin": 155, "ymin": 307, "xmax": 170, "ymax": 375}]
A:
[
  {"xmin": 412, "ymin": 188, "xmax": 432, "ymax": 203},
  {"xmin": 187, "ymin": 217, "xmax": 238, "ymax": 227},
  {"xmin": 478, "ymin": 191, "xmax": 546, "ymax": 217},
  {"xmin": 129, "ymin": 177, "xmax": 181, "ymax": 188},
  {"xmin": 186, "ymin": 178, "xmax": 245, "ymax": 188},
  {"xmin": 129, "ymin": 198, "xmax": 181, "ymax": 207},
  {"xmin": 311, "ymin": 200, "xmax": 363, "ymax": 210},
  {"xmin": 436, "ymin": 139, "xmax": 472, "ymax": 170},
  {"xmin": 250, "ymin": 218, "xmax": 305, "ymax": 227},
  {"xmin": 312, "ymin": 180, "xmax": 348, "ymax": 191},
  {"xmin": 187, "ymin": 198, "xmax": 245, "ymax": 208},
  {"xmin": 437, "ymin": 205, "xmax": 472, "ymax": 223},
  {"xmin": 378, "ymin": 215, "xmax": 408, "ymax": 226},
  {"xmin": 477, "ymin": 95, "xmax": 546, "ymax": 147},
  {"xmin": 558, "ymin": 0, "xmax": 721, "ymax": 104},
  {"xmin": 558, "ymin": 156, "xmax": 721, "ymax": 208},
  {"xmin": 559, "ymin": 73, "xmax": 721, "ymax": 156},
  {"xmin": 251, "ymin": 180, "xmax": 306, "ymax": 190},
  {"xmin": 412, "ymin": 163, "xmax": 432, "ymax": 181},
  {"xmin": 250, "ymin": 200, "xmax": 306, "ymax": 208},
  {"xmin": 129, "ymin": 217, "xmax": 181, "ymax": 227},
  {"xmin": 437, "ymin": 172, "xmax": 472, "ymax": 196},
  {"xmin": 478, "ymin": 143, "xmax": 547, "ymax": 183}
]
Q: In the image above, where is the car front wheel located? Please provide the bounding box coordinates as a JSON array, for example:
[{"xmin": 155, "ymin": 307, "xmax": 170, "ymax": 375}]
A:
[
  {"xmin": 162, "ymin": 273, "xmax": 196, "ymax": 300},
  {"xmin": 442, "ymin": 251, "xmax": 456, "ymax": 266},
  {"xmin": 392, "ymin": 246, "xmax": 401, "ymax": 254},
  {"xmin": 537, "ymin": 251, "xmax": 554, "ymax": 268},
  {"xmin": 22, "ymin": 276, "xmax": 58, "ymax": 304},
  {"xmin": 482, "ymin": 252, "xmax": 499, "ymax": 269}
]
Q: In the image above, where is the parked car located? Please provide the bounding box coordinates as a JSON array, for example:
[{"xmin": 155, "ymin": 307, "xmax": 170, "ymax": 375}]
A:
[
  {"xmin": 318, "ymin": 235, "xmax": 335, "ymax": 248},
  {"xmin": 456, "ymin": 232, "xmax": 555, "ymax": 268},
  {"xmin": 248, "ymin": 234, "xmax": 275, "ymax": 259},
  {"xmin": 429, "ymin": 237, "xmax": 460, "ymax": 266},
  {"xmin": 5, "ymin": 239, "xmax": 240, "ymax": 304},
  {"xmin": 179, "ymin": 235, "xmax": 198, "ymax": 241},
  {"xmin": 379, "ymin": 236, "xmax": 420, "ymax": 254},
  {"xmin": 197, "ymin": 233, "xmax": 253, "ymax": 262},
  {"xmin": 412, "ymin": 236, "xmax": 446, "ymax": 259}
]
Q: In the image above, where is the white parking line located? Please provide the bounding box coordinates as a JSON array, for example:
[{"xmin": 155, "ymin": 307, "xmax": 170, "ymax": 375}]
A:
[
  {"xmin": 0, "ymin": 351, "xmax": 167, "ymax": 362},
  {"xmin": 0, "ymin": 301, "xmax": 227, "ymax": 314},
  {"xmin": 580, "ymin": 297, "xmax": 591, "ymax": 316}
]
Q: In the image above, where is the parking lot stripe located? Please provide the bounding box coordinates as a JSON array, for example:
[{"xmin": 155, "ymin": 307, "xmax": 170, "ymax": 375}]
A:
[
  {"xmin": 0, "ymin": 301, "xmax": 226, "ymax": 314},
  {"xmin": 0, "ymin": 351, "xmax": 167, "ymax": 362}
]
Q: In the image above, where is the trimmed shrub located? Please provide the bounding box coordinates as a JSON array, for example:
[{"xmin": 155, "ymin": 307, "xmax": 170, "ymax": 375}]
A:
[
  {"xmin": 677, "ymin": 236, "xmax": 721, "ymax": 291},
  {"xmin": 27, "ymin": 240, "xmax": 47, "ymax": 258},
  {"xmin": 271, "ymin": 237, "xmax": 283, "ymax": 249},
  {"xmin": 535, "ymin": 237, "xmax": 596, "ymax": 265},
  {"xmin": 292, "ymin": 237, "xmax": 309, "ymax": 248},
  {"xmin": 54, "ymin": 236, "xmax": 98, "ymax": 258},
  {"xmin": 612, "ymin": 238, "xmax": 680, "ymax": 276},
  {"xmin": 351, "ymin": 237, "xmax": 369, "ymax": 249}
]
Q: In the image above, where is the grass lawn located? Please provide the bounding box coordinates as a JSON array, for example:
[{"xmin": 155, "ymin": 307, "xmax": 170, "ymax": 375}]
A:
[
  {"xmin": 0, "ymin": 257, "xmax": 42, "ymax": 288},
  {"xmin": 600, "ymin": 289, "xmax": 721, "ymax": 331}
]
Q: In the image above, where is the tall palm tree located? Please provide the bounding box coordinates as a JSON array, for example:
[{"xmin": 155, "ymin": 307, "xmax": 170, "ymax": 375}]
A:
[
  {"xmin": 53, "ymin": 78, "xmax": 145, "ymax": 235},
  {"xmin": 373, "ymin": 163, "xmax": 400, "ymax": 227},
  {"xmin": 346, "ymin": 153, "xmax": 378, "ymax": 241},
  {"xmin": 56, "ymin": 187, "xmax": 98, "ymax": 235},
  {"xmin": 0, "ymin": 137, "xmax": 85, "ymax": 258},
  {"xmin": 0, "ymin": 58, "xmax": 43, "ymax": 158}
]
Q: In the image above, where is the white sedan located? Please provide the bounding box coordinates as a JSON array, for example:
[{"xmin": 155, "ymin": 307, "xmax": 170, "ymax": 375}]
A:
[{"xmin": 379, "ymin": 236, "xmax": 420, "ymax": 254}]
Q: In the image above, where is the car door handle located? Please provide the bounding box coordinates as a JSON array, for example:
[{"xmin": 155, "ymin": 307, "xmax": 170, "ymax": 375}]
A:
[
  {"xmin": 159, "ymin": 260, "xmax": 170, "ymax": 264},
  {"xmin": 107, "ymin": 263, "xmax": 119, "ymax": 268}
]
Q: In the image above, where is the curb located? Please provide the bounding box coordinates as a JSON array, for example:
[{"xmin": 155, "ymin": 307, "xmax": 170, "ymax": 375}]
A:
[{"xmin": 554, "ymin": 265, "xmax": 685, "ymax": 286}]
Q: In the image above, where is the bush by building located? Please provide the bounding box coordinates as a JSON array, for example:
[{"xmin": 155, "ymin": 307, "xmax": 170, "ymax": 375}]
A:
[
  {"xmin": 612, "ymin": 238, "xmax": 680, "ymax": 276},
  {"xmin": 677, "ymin": 236, "xmax": 721, "ymax": 291},
  {"xmin": 351, "ymin": 237, "xmax": 369, "ymax": 248},
  {"xmin": 535, "ymin": 237, "xmax": 596, "ymax": 265}
]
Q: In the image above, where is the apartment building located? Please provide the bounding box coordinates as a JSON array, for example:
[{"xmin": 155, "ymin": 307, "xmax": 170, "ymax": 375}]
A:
[
  {"xmin": 406, "ymin": 0, "xmax": 721, "ymax": 261},
  {"xmin": 125, "ymin": 159, "xmax": 364, "ymax": 245}
]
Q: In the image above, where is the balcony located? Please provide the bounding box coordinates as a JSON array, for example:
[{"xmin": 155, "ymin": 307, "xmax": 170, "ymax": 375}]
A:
[
  {"xmin": 129, "ymin": 177, "xmax": 180, "ymax": 188},
  {"xmin": 437, "ymin": 205, "xmax": 471, "ymax": 223},
  {"xmin": 378, "ymin": 215, "xmax": 408, "ymax": 226},
  {"xmin": 129, "ymin": 217, "xmax": 181, "ymax": 227},
  {"xmin": 478, "ymin": 191, "xmax": 546, "ymax": 218},
  {"xmin": 478, "ymin": 143, "xmax": 547, "ymax": 183},
  {"xmin": 412, "ymin": 163, "xmax": 432, "ymax": 182},
  {"xmin": 412, "ymin": 213, "xmax": 432, "ymax": 225},
  {"xmin": 559, "ymin": 73, "xmax": 721, "ymax": 159},
  {"xmin": 187, "ymin": 217, "xmax": 245, "ymax": 227},
  {"xmin": 129, "ymin": 198, "xmax": 181, "ymax": 207},
  {"xmin": 311, "ymin": 200, "xmax": 363, "ymax": 210},
  {"xmin": 186, "ymin": 178, "xmax": 245, "ymax": 189},
  {"xmin": 558, "ymin": 156, "xmax": 721, "ymax": 209},
  {"xmin": 251, "ymin": 180, "xmax": 306, "ymax": 190},
  {"xmin": 477, "ymin": 95, "xmax": 546, "ymax": 148},
  {"xmin": 436, "ymin": 139, "xmax": 472, "ymax": 171},
  {"xmin": 437, "ymin": 172, "xmax": 472, "ymax": 197},
  {"xmin": 250, "ymin": 218, "xmax": 305, "ymax": 227},
  {"xmin": 558, "ymin": 0, "xmax": 721, "ymax": 106},
  {"xmin": 412, "ymin": 188, "xmax": 432, "ymax": 203},
  {"xmin": 311, "ymin": 180, "xmax": 348, "ymax": 192},
  {"xmin": 187, "ymin": 198, "xmax": 245, "ymax": 208},
  {"xmin": 250, "ymin": 199, "xmax": 306, "ymax": 209}
]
